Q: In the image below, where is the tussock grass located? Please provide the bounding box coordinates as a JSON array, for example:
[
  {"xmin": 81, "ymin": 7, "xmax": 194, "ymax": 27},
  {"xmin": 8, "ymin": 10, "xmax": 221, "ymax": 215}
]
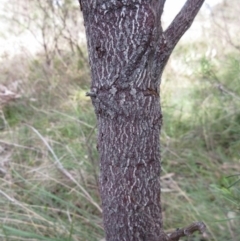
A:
[{"xmin": 0, "ymin": 50, "xmax": 104, "ymax": 240}]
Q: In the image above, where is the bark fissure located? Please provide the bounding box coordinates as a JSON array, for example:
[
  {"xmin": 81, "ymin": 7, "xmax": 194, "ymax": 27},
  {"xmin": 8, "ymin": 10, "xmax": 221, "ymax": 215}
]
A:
[{"xmin": 79, "ymin": 1, "xmax": 205, "ymax": 240}]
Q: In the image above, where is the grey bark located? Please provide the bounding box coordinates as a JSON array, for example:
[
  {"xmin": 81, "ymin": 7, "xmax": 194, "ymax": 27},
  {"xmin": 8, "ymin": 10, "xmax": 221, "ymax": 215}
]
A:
[{"xmin": 79, "ymin": 1, "xmax": 205, "ymax": 240}]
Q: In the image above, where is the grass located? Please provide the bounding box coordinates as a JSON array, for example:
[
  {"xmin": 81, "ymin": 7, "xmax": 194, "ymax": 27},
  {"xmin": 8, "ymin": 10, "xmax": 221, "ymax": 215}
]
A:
[
  {"xmin": 0, "ymin": 52, "xmax": 104, "ymax": 240},
  {"xmin": 0, "ymin": 2, "xmax": 240, "ymax": 240},
  {"xmin": 160, "ymin": 47, "xmax": 240, "ymax": 240}
]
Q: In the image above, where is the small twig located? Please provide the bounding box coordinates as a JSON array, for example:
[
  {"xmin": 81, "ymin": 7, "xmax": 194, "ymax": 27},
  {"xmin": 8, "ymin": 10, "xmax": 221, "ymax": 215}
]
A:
[
  {"xmin": 217, "ymin": 84, "xmax": 240, "ymax": 101},
  {"xmin": 167, "ymin": 221, "xmax": 206, "ymax": 241},
  {"xmin": 0, "ymin": 140, "xmax": 40, "ymax": 152},
  {"xmin": 86, "ymin": 92, "xmax": 97, "ymax": 97},
  {"xmin": 79, "ymin": 0, "xmax": 83, "ymax": 11}
]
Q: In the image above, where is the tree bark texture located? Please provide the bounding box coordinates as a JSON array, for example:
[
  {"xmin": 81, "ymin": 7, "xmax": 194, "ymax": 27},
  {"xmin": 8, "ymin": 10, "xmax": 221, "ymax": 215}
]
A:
[{"xmin": 80, "ymin": 1, "xmax": 205, "ymax": 240}]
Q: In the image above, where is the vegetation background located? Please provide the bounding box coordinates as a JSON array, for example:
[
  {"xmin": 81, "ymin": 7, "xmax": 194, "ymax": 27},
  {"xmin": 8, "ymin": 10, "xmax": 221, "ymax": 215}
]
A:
[{"xmin": 0, "ymin": 0, "xmax": 239, "ymax": 240}]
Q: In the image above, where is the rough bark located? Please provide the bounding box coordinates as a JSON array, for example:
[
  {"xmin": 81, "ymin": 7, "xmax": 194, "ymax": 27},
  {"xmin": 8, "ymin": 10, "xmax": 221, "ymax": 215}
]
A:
[{"xmin": 79, "ymin": 1, "xmax": 205, "ymax": 240}]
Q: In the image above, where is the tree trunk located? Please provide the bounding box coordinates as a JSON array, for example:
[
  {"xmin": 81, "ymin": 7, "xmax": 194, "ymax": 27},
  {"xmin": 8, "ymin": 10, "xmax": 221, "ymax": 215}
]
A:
[{"xmin": 79, "ymin": 1, "xmax": 205, "ymax": 240}]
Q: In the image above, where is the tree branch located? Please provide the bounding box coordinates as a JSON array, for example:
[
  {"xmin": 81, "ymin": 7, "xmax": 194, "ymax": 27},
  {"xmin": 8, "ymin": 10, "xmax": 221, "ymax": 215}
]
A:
[
  {"xmin": 164, "ymin": 0, "xmax": 205, "ymax": 51},
  {"xmin": 78, "ymin": 0, "xmax": 82, "ymax": 11},
  {"xmin": 167, "ymin": 221, "xmax": 206, "ymax": 241},
  {"xmin": 159, "ymin": 0, "xmax": 167, "ymax": 18}
]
